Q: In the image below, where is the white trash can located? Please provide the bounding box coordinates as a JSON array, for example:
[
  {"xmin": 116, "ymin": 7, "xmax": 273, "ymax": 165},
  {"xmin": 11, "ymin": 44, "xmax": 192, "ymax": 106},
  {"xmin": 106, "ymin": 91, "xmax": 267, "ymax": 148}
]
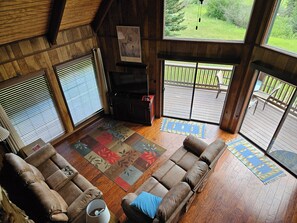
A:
[{"xmin": 86, "ymin": 199, "xmax": 111, "ymax": 223}]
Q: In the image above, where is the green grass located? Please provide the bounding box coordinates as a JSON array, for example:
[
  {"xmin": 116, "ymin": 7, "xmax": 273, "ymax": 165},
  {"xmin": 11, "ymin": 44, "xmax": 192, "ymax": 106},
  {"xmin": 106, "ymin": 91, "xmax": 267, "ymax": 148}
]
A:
[{"xmin": 166, "ymin": 4, "xmax": 297, "ymax": 55}]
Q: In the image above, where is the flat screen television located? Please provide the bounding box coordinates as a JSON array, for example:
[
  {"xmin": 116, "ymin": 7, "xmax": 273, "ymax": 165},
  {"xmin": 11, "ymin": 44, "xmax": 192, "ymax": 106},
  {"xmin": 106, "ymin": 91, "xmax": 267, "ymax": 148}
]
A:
[{"xmin": 109, "ymin": 71, "xmax": 148, "ymax": 95}]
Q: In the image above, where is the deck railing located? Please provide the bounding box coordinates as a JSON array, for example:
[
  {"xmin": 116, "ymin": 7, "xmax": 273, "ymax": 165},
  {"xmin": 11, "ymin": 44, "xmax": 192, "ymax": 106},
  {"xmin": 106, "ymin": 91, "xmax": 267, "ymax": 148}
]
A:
[
  {"xmin": 164, "ymin": 62, "xmax": 232, "ymax": 89},
  {"xmin": 164, "ymin": 62, "xmax": 297, "ymax": 115}
]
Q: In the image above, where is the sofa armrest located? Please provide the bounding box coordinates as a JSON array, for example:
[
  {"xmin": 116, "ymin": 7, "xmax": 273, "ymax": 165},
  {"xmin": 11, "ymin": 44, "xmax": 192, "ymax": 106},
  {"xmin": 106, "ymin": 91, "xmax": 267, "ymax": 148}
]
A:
[
  {"xmin": 67, "ymin": 187, "xmax": 102, "ymax": 222},
  {"xmin": 200, "ymin": 139, "xmax": 226, "ymax": 166},
  {"xmin": 25, "ymin": 144, "xmax": 56, "ymax": 167},
  {"xmin": 183, "ymin": 135, "xmax": 208, "ymax": 156},
  {"xmin": 157, "ymin": 182, "xmax": 192, "ymax": 223}
]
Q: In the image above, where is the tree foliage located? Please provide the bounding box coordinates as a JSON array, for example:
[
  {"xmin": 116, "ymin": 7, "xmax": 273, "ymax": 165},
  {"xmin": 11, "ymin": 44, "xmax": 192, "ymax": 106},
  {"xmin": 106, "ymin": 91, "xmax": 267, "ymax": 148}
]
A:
[
  {"xmin": 206, "ymin": 0, "xmax": 251, "ymax": 28},
  {"xmin": 165, "ymin": 0, "xmax": 187, "ymax": 36}
]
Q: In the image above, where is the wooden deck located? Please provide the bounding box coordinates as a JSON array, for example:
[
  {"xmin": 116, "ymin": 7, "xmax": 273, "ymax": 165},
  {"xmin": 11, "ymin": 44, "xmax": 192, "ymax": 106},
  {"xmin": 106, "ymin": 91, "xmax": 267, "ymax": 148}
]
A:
[
  {"xmin": 164, "ymin": 85, "xmax": 226, "ymax": 123},
  {"xmin": 164, "ymin": 84, "xmax": 297, "ymax": 173}
]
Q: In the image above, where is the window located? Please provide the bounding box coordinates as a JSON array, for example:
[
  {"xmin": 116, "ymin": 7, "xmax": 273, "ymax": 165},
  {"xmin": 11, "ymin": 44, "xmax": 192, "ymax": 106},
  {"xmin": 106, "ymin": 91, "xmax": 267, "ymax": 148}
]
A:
[
  {"xmin": 55, "ymin": 55, "xmax": 103, "ymax": 126},
  {"xmin": 163, "ymin": 0, "xmax": 255, "ymax": 41},
  {"xmin": 265, "ymin": 0, "xmax": 297, "ymax": 55},
  {"xmin": 0, "ymin": 72, "xmax": 65, "ymax": 145}
]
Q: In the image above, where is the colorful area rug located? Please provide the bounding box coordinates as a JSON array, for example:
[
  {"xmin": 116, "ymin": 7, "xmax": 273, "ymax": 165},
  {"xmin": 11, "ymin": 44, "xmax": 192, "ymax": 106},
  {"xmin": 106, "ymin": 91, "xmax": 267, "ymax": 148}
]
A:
[
  {"xmin": 161, "ymin": 118, "xmax": 206, "ymax": 138},
  {"xmin": 227, "ymin": 137, "xmax": 285, "ymax": 184},
  {"xmin": 72, "ymin": 120, "xmax": 166, "ymax": 191}
]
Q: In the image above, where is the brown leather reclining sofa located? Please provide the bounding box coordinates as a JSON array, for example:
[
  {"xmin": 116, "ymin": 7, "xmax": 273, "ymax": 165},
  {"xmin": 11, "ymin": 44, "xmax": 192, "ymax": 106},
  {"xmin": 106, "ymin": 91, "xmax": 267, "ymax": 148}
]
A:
[
  {"xmin": 1, "ymin": 143, "xmax": 102, "ymax": 223},
  {"xmin": 122, "ymin": 135, "xmax": 226, "ymax": 223}
]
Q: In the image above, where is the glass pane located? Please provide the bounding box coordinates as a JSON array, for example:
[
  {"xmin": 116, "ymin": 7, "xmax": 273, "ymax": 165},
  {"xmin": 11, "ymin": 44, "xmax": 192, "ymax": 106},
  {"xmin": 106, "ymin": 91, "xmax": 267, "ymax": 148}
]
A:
[
  {"xmin": 164, "ymin": 0, "xmax": 254, "ymax": 41},
  {"xmin": 265, "ymin": 0, "xmax": 297, "ymax": 55},
  {"xmin": 191, "ymin": 63, "xmax": 233, "ymax": 123},
  {"xmin": 240, "ymin": 73, "xmax": 292, "ymax": 150},
  {"xmin": 269, "ymin": 91, "xmax": 297, "ymax": 175},
  {"xmin": 163, "ymin": 60, "xmax": 195, "ymax": 119},
  {"xmin": 0, "ymin": 75, "xmax": 65, "ymax": 145},
  {"xmin": 57, "ymin": 57, "xmax": 103, "ymax": 126}
]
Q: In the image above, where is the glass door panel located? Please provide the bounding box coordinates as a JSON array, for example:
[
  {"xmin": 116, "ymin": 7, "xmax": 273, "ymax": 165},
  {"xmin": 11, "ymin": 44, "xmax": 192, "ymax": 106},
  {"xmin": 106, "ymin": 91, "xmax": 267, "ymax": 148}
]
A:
[
  {"xmin": 191, "ymin": 64, "xmax": 233, "ymax": 123},
  {"xmin": 240, "ymin": 73, "xmax": 287, "ymax": 150},
  {"xmin": 163, "ymin": 61, "xmax": 196, "ymax": 119},
  {"xmin": 269, "ymin": 91, "xmax": 297, "ymax": 175}
]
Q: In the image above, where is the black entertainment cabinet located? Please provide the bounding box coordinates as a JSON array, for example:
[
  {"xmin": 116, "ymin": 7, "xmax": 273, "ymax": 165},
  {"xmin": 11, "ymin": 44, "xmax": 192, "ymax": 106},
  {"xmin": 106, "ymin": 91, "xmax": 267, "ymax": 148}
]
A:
[
  {"xmin": 109, "ymin": 62, "xmax": 155, "ymax": 125},
  {"xmin": 111, "ymin": 93, "xmax": 155, "ymax": 125}
]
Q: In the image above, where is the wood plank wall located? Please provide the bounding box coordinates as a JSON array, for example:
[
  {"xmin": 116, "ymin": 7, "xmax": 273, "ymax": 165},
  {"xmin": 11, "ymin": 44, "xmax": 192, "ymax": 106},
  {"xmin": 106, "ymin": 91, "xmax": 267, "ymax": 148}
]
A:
[
  {"xmin": 97, "ymin": 0, "xmax": 297, "ymax": 133},
  {"xmin": 0, "ymin": 25, "xmax": 99, "ymax": 140}
]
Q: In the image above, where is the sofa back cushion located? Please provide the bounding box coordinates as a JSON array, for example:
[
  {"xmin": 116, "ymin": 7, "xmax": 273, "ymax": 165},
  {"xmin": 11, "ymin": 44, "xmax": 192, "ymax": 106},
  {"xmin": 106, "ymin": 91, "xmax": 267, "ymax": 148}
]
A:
[
  {"xmin": 28, "ymin": 181, "xmax": 68, "ymax": 221},
  {"xmin": 183, "ymin": 135, "xmax": 208, "ymax": 157},
  {"xmin": 5, "ymin": 153, "xmax": 45, "ymax": 182},
  {"xmin": 200, "ymin": 139, "xmax": 226, "ymax": 165}
]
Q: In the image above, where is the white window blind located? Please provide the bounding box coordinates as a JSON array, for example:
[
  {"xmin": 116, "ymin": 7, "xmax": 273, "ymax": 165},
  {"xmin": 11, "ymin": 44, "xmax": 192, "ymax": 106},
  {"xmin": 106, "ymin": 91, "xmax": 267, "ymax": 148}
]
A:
[
  {"xmin": 56, "ymin": 55, "xmax": 103, "ymax": 126},
  {"xmin": 0, "ymin": 73, "xmax": 65, "ymax": 145}
]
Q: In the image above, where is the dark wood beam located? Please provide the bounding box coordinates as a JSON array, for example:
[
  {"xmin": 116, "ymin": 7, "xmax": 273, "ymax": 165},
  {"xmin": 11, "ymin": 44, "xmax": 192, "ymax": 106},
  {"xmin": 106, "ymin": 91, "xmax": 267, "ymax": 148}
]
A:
[
  {"xmin": 47, "ymin": 0, "xmax": 67, "ymax": 45},
  {"xmin": 91, "ymin": 0, "xmax": 114, "ymax": 33}
]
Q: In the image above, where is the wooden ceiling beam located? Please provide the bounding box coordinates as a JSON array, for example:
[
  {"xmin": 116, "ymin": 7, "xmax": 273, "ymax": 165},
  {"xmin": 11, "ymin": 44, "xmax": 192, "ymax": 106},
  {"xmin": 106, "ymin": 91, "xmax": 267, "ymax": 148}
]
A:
[
  {"xmin": 47, "ymin": 0, "xmax": 67, "ymax": 45},
  {"xmin": 91, "ymin": 0, "xmax": 114, "ymax": 33}
]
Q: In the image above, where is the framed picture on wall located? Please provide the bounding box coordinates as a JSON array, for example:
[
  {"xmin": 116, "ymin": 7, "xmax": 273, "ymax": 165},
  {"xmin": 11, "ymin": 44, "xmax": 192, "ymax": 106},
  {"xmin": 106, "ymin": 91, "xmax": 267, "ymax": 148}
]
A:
[{"xmin": 116, "ymin": 26, "xmax": 142, "ymax": 63}]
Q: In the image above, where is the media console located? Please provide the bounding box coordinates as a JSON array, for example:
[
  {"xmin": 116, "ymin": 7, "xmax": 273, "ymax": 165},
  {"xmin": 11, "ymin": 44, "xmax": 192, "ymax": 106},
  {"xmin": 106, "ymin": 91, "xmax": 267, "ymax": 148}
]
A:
[{"xmin": 110, "ymin": 94, "xmax": 155, "ymax": 125}]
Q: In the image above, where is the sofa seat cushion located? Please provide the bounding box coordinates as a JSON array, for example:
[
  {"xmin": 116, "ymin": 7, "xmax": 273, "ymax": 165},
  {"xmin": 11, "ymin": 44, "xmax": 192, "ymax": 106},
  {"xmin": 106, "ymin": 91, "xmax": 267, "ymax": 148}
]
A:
[
  {"xmin": 38, "ymin": 159, "xmax": 60, "ymax": 179},
  {"xmin": 136, "ymin": 177, "xmax": 168, "ymax": 198},
  {"xmin": 184, "ymin": 160, "xmax": 209, "ymax": 190},
  {"xmin": 130, "ymin": 192, "xmax": 162, "ymax": 219},
  {"xmin": 177, "ymin": 152, "xmax": 199, "ymax": 171},
  {"xmin": 157, "ymin": 182, "xmax": 192, "ymax": 222},
  {"xmin": 46, "ymin": 168, "xmax": 78, "ymax": 191},
  {"xmin": 153, "ymin": 160, "xmax": 186, "ymax": 189},
  {"xmin": 200, "ymin": 139, "xmax": 225, "ymax": 165},
  {"xmin": 169, "ymin": 147, "xmax": 199, "ymax": 171}
]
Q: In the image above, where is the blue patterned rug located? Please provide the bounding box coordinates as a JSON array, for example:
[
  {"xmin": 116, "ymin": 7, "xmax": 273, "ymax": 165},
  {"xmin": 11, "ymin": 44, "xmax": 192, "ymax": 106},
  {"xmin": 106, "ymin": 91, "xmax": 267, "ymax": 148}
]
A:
[
  {"xmin": 161, "ymin": 118, "xmax": 206, "ymax": 138},
  {"xmin": 227, "ymin": 137, "xmax": 286, "ymax": 184}
]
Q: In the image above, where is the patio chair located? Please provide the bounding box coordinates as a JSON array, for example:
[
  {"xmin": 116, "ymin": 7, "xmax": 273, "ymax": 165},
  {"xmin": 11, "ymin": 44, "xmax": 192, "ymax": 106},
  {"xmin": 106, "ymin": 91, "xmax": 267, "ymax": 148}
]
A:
[
  {"xmin": 253, "ymin": 83, "xmax": 283, "ymax": 110},
  {"xmin": 216, "ymin": 70, "xmax": 228, "ymax": 98}
]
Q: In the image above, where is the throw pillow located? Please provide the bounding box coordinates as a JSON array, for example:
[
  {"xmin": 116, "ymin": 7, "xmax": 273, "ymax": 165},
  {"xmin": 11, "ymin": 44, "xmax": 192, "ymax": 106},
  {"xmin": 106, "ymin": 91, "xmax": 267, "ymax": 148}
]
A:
[{"xmin": 130, "ymin": 191, "xmax": 162, "ymax": 219}]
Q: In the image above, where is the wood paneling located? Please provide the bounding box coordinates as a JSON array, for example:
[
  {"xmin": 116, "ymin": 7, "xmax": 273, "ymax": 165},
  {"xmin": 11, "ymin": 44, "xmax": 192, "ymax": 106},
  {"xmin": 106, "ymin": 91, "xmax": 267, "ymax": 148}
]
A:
[
  {"xmin": 0, "ymin": 25, "xmax": 98, "ymax": 138},
  {"xmin": 97, "ymin": 0, "xmax": 297, "ymax": 134},
  {"xmin": 60, "ymin": 0, "xmax": 102, "ymax": 30},
  {"xmin": 0, "ymin": 0, "xmax": 53, "ymax": 44}
]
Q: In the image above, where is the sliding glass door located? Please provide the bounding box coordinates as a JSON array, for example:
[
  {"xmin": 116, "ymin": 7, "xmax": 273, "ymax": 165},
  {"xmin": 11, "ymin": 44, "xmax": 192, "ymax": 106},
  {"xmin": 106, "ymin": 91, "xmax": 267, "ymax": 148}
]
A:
[
  {"xmin": 163, "ymin": 61, "xmax": 196, "ymax": 119},
  {"xmin": 240, "ymin": 70, "xmax": 297, "ymax": 176},
  {"xmin": 269, "ymin": 92, "xmax": 297, "ymax": 175},
  {"xmin": 163, "ymin": 60, "xmax": 233, "ymax": 124}
]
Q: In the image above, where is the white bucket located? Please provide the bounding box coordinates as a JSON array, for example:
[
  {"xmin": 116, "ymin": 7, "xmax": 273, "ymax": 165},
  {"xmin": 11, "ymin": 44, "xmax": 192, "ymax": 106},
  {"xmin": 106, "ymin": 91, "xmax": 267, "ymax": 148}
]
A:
[{"xmin": 86, "ymin": 199, "xmax": 111, "ymax": 223}]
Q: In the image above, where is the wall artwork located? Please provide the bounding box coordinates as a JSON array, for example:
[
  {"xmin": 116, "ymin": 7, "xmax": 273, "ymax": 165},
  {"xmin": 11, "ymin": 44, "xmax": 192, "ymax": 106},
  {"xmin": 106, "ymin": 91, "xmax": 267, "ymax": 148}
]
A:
[{"xmin": 116, "ymin": 26, "xmax": 142, "ymax": 63}]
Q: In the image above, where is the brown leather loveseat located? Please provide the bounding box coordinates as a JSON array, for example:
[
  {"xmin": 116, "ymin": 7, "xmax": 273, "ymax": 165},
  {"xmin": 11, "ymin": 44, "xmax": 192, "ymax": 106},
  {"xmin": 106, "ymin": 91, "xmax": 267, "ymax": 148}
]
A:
[
  {"xmin": 122, "ymin": 135, "xmax": 226, "ymax": 223},
  {"xmin": 1, "ymin": 143, "xmax": 102, "ymax": 223}
]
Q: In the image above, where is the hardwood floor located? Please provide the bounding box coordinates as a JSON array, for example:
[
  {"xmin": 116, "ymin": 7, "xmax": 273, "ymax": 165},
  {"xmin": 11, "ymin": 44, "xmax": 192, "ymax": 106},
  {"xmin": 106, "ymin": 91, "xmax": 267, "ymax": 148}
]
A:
[{"xmin": 55, "ymin": 117, "xmax": 297, "ymax": 223}]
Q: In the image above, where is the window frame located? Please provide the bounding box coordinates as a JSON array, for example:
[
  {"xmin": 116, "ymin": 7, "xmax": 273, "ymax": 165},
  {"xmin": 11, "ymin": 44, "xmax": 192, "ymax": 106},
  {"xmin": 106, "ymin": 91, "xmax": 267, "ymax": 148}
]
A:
[
  {"xmin": 162, "ymin": 0, "xmax": 255, "ymax": 43},
  {"xmin": 262, "ymin": 0, "xmax": 297, "ymax": 57},
  {"xmin": 0, "ymin": 69, "xmax": 65, "ymax": 145},
  {"xmin": 54, "ymin": 53, "xmax": 104, "ymax": 128}
]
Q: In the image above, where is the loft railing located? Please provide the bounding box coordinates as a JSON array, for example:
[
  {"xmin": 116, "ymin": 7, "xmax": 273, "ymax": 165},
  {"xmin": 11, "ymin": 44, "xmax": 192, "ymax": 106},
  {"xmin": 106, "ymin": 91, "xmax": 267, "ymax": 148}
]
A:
[{"xmin": 164, "ymin": 62, "xmax": 297, "ymax": 116}]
